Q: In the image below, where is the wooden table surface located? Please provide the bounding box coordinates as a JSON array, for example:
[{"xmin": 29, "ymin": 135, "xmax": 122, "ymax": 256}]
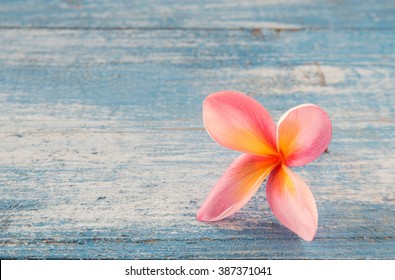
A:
[{"xmin": 0, "ymin": 0, "xmax": 394, "ymax": 259}]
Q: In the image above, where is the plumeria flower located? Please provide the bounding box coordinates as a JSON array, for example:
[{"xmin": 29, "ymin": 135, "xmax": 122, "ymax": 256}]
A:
[{"xmin": 197, "ymin": 91, "xmax": 332, "ymax": 241}]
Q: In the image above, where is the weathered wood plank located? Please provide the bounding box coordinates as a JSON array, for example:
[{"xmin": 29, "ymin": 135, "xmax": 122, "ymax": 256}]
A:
[
  {"xmin": 0, "ymin": 0, "xmax": 394, "ymax": 29},
  {"xmin": 0, "ymin": 0, "xmax": 394, "ymax": 259},
  {"xmin": 0, "ymin": 23, "xmax": 394, "ymax": 259},
  {"xmin": 1, "ymin": 28, "xmax": 395, "ymax": 67}
]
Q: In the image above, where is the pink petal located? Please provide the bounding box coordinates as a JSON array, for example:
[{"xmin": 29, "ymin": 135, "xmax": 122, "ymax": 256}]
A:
[
  {"xmin": 203, "ymin": 91, "xmax": 277, "ymax": 156},
  {"xmin": 197, "ymin": 154, "xmax": 279, "ymax": 222},
  {"xmin": 266, "ymin": 164, "xmax": 318, "ymax": 241},
  {"xmin": 277, "ymin": 104, "xmax": 332, "ymax": 166}
]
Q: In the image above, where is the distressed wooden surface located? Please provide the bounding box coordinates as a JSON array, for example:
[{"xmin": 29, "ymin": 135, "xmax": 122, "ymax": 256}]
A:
[{"xmin": 0, "ymin": 0, "xmax": 394, "ymax": 259}]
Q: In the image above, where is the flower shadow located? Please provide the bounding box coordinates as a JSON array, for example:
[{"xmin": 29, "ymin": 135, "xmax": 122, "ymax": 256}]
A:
[{"xmin": 207, "ymin": 212, "xmax": 301, "ymax": 241}]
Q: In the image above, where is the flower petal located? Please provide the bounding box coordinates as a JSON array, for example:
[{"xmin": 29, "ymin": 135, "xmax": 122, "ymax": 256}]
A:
[
  {"xmin": 277, "ymin": 104, "xmax": 332, "ymax": 166},
  {"xmin": 203, "ymin": 91, "xmax": 277, "ymax": 156},
  {"xmin": 197, "ymin": 154, "xmax": 278, "ymax": 222},
  {"xmin": 266, "ymin": 164, "xmax": 318, "ymax": 241}
]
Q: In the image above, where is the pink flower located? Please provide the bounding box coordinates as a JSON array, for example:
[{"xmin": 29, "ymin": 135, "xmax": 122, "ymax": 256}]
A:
[{"xmin": 197, "ymin": 91, "xmax": 332, "ymax": 241}]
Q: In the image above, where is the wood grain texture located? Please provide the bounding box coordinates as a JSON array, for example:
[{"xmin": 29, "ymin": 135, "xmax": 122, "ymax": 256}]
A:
[
  {"xmin": 0, "ymin": 0, "xmax": 394, "ymax": 259},
  {"xmin": 0, "ymin": 0, "xmax": 394, "ymax": 29}
]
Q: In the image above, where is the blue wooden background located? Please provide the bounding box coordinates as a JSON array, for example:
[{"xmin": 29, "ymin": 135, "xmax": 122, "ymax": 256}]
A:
[{"xmin": 0, "ymin": 0, "xmax": 394, "ymax": 259}]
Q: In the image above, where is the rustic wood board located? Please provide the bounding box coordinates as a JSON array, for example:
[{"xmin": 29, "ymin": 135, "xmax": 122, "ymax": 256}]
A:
[
  {"xmin": 0, "ymin": 0, "xmax": 394, "ymax": 259},
  {"xmin": 0, "ymin": 0, "xmax": 394, "ymax": 29}
]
